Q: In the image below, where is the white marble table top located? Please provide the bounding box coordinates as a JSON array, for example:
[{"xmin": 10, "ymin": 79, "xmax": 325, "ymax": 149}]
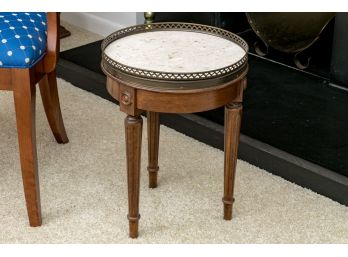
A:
[{"xmin": 104, "ymin": 30, "xmax": 246, "ymax": 73}]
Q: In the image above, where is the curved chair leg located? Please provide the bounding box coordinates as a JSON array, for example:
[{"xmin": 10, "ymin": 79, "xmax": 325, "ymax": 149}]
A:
[
  {"xmin": 12, "ymin": 69, "xmax": 42, "ymax": 226},
  {"xmin": 39, "ymin": 70, "xmax": 69, "ymax": 144}
]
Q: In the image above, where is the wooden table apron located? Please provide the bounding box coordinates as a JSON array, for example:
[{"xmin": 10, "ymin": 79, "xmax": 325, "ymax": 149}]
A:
[
  {"xmin": 103, "ymin": 64, "xmax": 247, "ymax": 238},
  {"xmin": 105, "ymin": 69, "xmax": 247, "ymax": 115}
]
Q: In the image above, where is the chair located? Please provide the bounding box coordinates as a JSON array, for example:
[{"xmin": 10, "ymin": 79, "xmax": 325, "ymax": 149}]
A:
[{"xmin": 0, "ymin": 12, "xmax": 68, "ymax": 226}]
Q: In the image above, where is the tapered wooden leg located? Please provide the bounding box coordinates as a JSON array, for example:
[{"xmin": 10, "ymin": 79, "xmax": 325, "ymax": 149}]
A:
[
  {"xmin": 223, "ymin": 102, "xmax": 242, "ymax": 220},
  {"xmin": 39, "ymin": 70, "xmax": 69, "ymax": 144},
  {"xmin": 12, "ymin": 69, "xmax": 41, "ymax": 227},
  {"xmin": 125, "ymin": 114, "xmax": 143, "ymax": 238},
  {"xmin": 147, "ymin": 112, "xmax": 160, "ymax": 188}
]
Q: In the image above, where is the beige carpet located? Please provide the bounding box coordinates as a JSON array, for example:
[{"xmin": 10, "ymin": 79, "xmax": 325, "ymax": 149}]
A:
[{"xmin": 1, "ymin": 78, "xmax": 348, "ymax": 243}]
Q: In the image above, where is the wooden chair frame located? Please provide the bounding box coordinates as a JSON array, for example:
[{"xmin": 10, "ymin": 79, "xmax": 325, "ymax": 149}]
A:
[{"xmin": 0, "ymin": 12, "xmax": 68, "ymax": 226}]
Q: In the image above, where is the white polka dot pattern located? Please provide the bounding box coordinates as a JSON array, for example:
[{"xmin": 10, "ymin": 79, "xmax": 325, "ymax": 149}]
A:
[{"xmin": 0, "ymin": 12, "xmax": 47, "ymax": 68}]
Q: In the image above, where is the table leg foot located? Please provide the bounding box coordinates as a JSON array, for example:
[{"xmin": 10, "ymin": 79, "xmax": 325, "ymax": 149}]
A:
[
  {"xmin": 223, "ymin": 102, "xmax": 242, "ymax": 220},
  {"xmin": 129, "ymin": 221, "xmax": 139, "ymax": 239},
  {"xmin": 128, "ymin": 214, "xmax": 141, "ymax": 238},
  {"xmin": 148, "ymin": 169, "xmax": 158, "ymax": 189},
  {"xmin": 125, "ymin": 115, "xmax": 143, "ymax": 238},
  {"xmin": 222, "ymin": 197, "xmax": 235, "ymax": 220},
  {"xmin": 147, "ymin": 112, "xmax": 160, "ymax": 188}
]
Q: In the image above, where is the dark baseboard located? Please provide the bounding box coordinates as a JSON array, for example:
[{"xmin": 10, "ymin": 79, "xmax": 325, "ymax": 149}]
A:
[{"xmin": 57, "ymin": 58, "xmax": 348, "ymax": 206}]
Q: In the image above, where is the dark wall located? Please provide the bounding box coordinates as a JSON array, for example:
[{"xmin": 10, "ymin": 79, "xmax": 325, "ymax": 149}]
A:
[{"xmin": 330, "ymin": 13, "xmax": 348, "ymax": 89}]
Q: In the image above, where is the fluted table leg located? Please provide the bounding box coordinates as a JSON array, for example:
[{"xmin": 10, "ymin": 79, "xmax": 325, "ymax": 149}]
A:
[
  {"xmin": 223, "ymin": 102, "xmax": 242, "ymax": 220},
  {"xmin": 147, "ymin": 112, "xmax": 160, "ymax": 188},
  {"xmin": 125, "ymin": 114, "xmax": 143, "ymax": 238}
]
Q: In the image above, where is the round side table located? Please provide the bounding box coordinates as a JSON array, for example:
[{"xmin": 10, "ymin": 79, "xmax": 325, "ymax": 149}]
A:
[{"xmin": 101, "ymin": 23, "xmax": 248, "ymax": 238}]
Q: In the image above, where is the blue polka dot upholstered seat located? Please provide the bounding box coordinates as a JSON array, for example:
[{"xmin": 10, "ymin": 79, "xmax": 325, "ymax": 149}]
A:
[{"xmin": 0, "ymin": 12, "xmax": 47, "ymax": 68}]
